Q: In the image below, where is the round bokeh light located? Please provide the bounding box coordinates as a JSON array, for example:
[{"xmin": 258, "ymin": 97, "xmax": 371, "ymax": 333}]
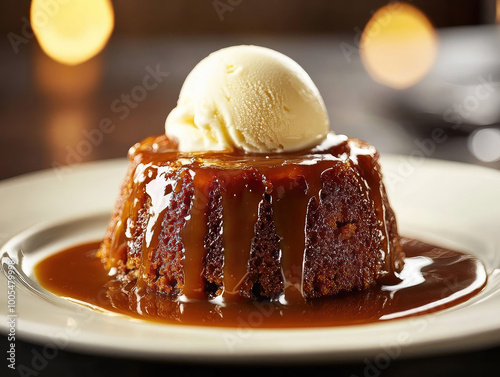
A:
[
  {"xmin": 468, "ymin": 128, "xmax": 500, "ymax": 163},
  {"xmin": 31, "ymin": 0, "xmax": 114, "ymax": 66},
  {"xmin": 360, "ymin": 3, "xmax": 438, "ymax": 89}
]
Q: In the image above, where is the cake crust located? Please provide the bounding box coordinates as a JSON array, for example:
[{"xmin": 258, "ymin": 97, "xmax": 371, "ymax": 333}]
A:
[{"xmin": 98, "ymin": 134, "xmax": 404, "ymax": 302}]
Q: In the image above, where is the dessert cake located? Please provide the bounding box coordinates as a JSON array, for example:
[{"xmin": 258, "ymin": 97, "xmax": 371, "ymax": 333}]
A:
[{"xmin": 97, "ymin": 45, "xmax": 404, "ymax": 303}]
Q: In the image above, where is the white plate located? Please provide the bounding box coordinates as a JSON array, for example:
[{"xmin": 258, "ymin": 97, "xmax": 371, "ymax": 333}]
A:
[{"xmin": 1, "ymin": 156, "xmax": 499, "ymax": 362}]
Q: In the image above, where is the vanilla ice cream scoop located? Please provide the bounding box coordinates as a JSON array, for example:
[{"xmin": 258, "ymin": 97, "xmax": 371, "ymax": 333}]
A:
[{"xmin": 165, "ymin": 45, "xmax": 330, "ymax": 153}]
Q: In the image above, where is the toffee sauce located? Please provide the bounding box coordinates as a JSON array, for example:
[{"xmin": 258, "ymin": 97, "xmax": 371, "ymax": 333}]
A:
[
  {"xmin": 101, "ymin": 134, "xmax": 403, "ymax": 304},
  {"xmin": 34, "ymin": 238, "xmax": 486, "ymax": 328}
]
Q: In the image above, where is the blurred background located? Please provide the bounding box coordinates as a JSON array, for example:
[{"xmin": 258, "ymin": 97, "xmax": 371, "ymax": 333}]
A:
[{"xmin": 0, "ymin": 0, "xmax": 499, "ymax": 182}]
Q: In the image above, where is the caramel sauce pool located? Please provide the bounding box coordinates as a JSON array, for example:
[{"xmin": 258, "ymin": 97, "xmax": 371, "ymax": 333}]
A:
[{"xmin": 34, "ymin": 238, "xmax": 486, "ymax": 328}]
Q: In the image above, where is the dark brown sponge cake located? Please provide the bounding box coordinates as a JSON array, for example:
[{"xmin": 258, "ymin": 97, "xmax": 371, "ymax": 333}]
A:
[{"xmin": 98, "ymin": 133, "xmax": 404, "ymax": 303}]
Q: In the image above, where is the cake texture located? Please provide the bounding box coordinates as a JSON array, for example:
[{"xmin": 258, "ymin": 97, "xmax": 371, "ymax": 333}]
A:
[{"xmin": 98, "ymin": 133, "xmax": 404, "ymax": 303}]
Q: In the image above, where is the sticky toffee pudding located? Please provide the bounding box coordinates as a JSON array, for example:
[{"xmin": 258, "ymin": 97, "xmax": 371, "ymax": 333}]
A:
[{"xmin": 34, "ymin": 45, "xmax": 487, "ymax": 327}]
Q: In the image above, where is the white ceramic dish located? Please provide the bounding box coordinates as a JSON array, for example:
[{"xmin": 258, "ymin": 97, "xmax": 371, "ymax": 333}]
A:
[{"xmin": 1, "ymin": 156, "xmax": 499, "ymax": 362}]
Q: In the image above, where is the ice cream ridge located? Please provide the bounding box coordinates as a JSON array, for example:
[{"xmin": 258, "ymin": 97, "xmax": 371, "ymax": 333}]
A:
[{"xmin": 98, "ymin": 45, "xmax": 404, "ymax": 304}]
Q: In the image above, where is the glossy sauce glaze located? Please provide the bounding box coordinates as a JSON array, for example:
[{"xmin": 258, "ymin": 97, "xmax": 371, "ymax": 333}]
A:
[
  {"xmin": 34, "ymin": 238, "xmax": 486, "ymax": 328},
  {"xmin": 98, "ymin": 134, "xmax": 403, "ymax": 303}
]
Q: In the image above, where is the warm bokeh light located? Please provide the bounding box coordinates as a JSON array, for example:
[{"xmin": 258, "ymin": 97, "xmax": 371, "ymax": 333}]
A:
[
  {"xmin": 360, "ymin": 2, "xmax": 438, "ymax": 89},
  {"xmin": 497, "ymin": 0, "xmax": 500, "ymax": 23},
  {"xmin": 34, "ymin": 48, "xmax": 102, "ymax": 98},
  {"xmin": 31, "ymin": 0, "xmax": 114, "ymax": 66}
]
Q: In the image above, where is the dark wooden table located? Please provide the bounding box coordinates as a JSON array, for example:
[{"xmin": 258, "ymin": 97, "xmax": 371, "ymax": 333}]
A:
[{"xmin": 1, "ymin": 30, "xmax": 499, "ymax": 376}]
